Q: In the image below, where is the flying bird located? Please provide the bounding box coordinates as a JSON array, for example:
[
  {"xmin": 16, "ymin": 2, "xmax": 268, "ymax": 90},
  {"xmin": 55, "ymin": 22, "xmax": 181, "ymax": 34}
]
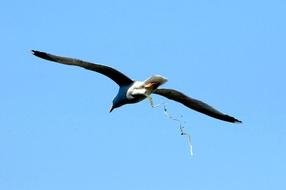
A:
[{"xmin": 32, "ymin": 50, "xmax": 241, "ymax": 123}]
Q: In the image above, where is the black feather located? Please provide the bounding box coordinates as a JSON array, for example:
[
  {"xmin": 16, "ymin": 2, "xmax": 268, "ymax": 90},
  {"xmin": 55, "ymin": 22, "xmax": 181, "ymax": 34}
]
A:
[{"xmin": 153, "ymin": 88, "xmax": 242, "ymax": 123}]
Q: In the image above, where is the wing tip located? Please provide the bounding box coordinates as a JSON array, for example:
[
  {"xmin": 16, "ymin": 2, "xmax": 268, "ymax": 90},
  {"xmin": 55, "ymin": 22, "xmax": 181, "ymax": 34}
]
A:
[
  {"xmin": 31, "ymin": 50, "xmax": 56, "ymax": 62},
  {"xmin": 225, "ymin": 114, "xmax": 242, "ymax": 124},
  {"xmin": 232, "ymin": 117, "xmax": 242, "ymax": 124},
  {"xmin": 31, "ymin": 50, "xmax": 45, "ymax": 58},
  {"xmin": 234, "ymin": 119, "xmax": 242, "ymax": 124},
  {"xmin": 31, "ymin": 49, "xmax": 39, "ymax": 55}
]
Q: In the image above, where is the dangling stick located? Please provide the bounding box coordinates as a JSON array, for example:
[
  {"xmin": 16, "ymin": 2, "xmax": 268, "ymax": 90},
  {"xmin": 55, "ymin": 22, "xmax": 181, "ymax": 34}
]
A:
[
  {"xmin": 163, "ymin": 105, "xmax": 194, "ymax": 157},
  {"xmin": 147, "ymin": 96, "xmax": 194, "ymax": 156}
]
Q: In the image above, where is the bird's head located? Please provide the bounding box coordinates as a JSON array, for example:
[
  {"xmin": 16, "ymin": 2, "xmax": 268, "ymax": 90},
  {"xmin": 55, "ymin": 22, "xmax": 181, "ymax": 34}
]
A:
[
  {"xmin": 109, "ymin": 96, "xmax": 126, "ymax": 112},
  {"xmin": 109, "ymin": 100, "xmax": 121, "ymax": 112},
  {"xmin": 109, "ymin": 104, "xmax": 116, "ymax": 112},
  {"xmin": 109, "ymin": 86, "xmax": 130, "ymax": 112}
]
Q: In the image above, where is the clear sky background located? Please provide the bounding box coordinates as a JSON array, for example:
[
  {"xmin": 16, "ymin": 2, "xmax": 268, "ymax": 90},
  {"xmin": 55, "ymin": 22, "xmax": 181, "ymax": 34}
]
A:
[{"xmin": 1, "ymin": 0, "xmax": 285, "ymax": 189}]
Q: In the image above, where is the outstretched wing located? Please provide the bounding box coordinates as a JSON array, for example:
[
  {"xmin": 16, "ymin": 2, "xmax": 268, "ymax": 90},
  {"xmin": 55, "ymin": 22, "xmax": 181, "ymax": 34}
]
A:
[
  {"xmin": 153, "ymin": 88, "xmax": 241, "ymax": 123},
  {"xmin": 32, "ymin": 50, "xmax": 134, "ymax": 86}
]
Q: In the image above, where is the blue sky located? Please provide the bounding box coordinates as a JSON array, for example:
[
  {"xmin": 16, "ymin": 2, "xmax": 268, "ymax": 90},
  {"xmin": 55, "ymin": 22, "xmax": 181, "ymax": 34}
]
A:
[{"xmin": 1, "ymin": 0, "xmax": 286, "ymax": 189}]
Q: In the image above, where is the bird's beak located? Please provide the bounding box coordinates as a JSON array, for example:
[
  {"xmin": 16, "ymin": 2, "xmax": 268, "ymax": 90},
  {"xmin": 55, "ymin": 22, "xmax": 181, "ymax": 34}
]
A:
[{"xmin": 109, "ymin": 105, "xmax": 115, "ymax": 113}]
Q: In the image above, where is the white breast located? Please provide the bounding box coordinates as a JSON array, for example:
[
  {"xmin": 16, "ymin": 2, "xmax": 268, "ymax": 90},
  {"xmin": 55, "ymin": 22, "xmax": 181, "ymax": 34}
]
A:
[
  {"xmin": 126, "ymin": 75, "xmax": 168, "ymax": 100},
  {"xmin": 126, "ymin": 81, "xmax": 146, "ymax": 99}
]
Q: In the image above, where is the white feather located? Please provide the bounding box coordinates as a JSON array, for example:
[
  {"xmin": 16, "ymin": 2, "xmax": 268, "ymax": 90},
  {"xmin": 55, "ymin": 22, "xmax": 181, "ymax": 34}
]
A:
[{"xmin": 126, "ymin": 75, "xmax": 168, "ymax": 100}]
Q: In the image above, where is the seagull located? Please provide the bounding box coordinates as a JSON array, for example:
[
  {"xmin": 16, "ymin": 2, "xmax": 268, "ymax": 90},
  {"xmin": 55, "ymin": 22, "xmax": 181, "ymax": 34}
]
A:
[{"xmin": 32, "ymin": 50, "xmax": 241, "ymax": 123}]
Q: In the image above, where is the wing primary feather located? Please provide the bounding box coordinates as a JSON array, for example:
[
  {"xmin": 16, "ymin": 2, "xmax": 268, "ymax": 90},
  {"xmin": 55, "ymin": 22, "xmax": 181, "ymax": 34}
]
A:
[
  {"xmin": 153, "ymin": 88, "xmax": 242, "ymax": 123},
  {"xmin": 31, "ymin": 50, "xmax": 133, "ymax": 86}
]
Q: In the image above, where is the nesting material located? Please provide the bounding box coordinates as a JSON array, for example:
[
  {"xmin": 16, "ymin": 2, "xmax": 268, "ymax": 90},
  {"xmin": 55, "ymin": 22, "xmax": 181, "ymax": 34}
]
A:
[{"xmin": 147, "ymin": 96, "xmax": 193, "ymax": 156}]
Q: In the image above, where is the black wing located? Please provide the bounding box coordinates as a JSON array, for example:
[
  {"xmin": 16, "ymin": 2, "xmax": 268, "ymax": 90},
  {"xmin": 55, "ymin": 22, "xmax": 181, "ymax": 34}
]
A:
[
  {"xmin": 153, "ymin": 88, "xmax": 241, "ymax": 123},
  {"xmin": 32, "ymin": 50, "xmax": 134, "ymax": 86}
]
